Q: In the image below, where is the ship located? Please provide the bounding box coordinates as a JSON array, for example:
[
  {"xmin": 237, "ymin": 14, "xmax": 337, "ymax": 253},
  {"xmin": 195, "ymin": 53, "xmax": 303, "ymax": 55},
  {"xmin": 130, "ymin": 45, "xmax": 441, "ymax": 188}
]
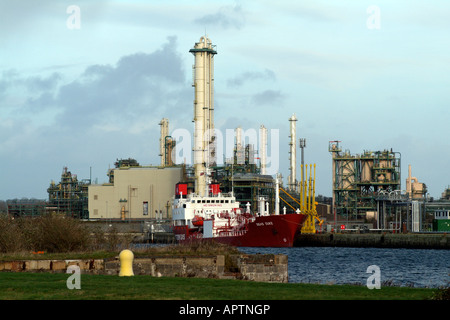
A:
[
  {"xmin": 170, "ymin": 36, "xmax": 307, "ymax": 246},
  {"xmin": 172, "ymin": 179, "xmax": 307, "ymax": 247}
]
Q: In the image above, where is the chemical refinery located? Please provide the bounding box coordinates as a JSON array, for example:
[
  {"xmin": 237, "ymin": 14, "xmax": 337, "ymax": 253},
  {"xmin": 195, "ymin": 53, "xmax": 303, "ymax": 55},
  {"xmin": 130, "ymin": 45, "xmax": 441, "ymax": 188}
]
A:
[{"xmin": 3, "ymin": 35, "xmax": 450, "ymax": 237}]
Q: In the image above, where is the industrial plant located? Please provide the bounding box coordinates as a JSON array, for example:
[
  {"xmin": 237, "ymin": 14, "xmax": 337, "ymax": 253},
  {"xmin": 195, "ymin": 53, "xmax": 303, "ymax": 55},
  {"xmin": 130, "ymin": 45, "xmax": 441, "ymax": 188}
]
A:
[{"xmin": 2, "ymin": 35, "xmax": 449, "ymax": 238}]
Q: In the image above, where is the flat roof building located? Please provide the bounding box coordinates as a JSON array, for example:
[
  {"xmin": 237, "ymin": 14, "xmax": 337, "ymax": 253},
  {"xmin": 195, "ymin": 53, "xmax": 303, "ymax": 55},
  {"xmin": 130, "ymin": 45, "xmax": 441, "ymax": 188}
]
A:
[{"xmin": 88, "ymin": 165, "xmax": 183, "ymax": 220}]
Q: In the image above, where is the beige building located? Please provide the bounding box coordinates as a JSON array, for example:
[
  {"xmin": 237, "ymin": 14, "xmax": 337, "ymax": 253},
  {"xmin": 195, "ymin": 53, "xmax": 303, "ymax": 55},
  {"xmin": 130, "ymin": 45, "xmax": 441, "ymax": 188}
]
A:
[{"xmin": 88, "ymin": 166, "xmax": 183, "ymax": 220}]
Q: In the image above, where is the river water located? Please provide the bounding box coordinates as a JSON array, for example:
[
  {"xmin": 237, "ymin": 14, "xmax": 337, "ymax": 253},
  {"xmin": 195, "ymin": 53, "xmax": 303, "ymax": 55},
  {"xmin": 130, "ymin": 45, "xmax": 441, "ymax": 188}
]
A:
[{"xmin": 239, "ymin": 247, "xmax": 450, "ymax": 288}]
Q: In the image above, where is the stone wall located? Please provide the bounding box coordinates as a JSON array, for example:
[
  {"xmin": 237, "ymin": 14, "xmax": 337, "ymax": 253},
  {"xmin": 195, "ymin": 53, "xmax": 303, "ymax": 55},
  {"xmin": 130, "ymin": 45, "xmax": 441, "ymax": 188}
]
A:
[
  {"xmin": 0, "ymin": 254, "xmax": 288, "ymax": 283},
  {"xmin": 234, "ymin": 254, "xmax": 288, "ymax": 283},
  {"xmin": 0, "ymin": 259, "xmax": 105, "ymax": 273},
  {"xmin": 104, "ymin": 255, "xmax": 223, "ymax": 279}
]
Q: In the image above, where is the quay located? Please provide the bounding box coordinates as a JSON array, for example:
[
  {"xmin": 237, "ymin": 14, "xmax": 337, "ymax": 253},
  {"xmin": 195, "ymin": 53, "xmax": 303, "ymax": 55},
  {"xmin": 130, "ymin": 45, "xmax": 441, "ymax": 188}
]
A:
[
  {"xmin": 82, "ymin": 221, "xmax": 450, "ymax": 249},
  {"xmin": 296, "ymin": 233, "xmax": 449, "ymax": 249}
]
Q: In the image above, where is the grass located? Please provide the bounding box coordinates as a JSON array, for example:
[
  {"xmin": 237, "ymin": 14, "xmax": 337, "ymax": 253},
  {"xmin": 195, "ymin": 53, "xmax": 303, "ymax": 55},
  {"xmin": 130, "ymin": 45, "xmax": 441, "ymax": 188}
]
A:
[
  {"xmin": 0, "ymin": 239, "xmax": 241, "ymax": 261},
  {"xmin": 0, "ymin": 217, "xmax": 446, "ymax": 302},
  {"xmin": 0, "ymin": 272, "xmax": 439, "ymax": 300}
]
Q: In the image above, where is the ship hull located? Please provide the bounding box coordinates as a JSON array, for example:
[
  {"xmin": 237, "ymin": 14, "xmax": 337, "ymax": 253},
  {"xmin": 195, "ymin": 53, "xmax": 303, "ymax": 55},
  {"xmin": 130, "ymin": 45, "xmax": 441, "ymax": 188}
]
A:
[{"xmin": 173, "ymin": 213, "xmax": 306, "ymax": 247}]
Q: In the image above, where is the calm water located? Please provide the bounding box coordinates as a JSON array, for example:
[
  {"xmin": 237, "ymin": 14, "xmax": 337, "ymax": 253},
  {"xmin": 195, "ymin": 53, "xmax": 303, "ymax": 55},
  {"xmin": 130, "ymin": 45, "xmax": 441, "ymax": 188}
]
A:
[{"xmin": 239, "ymin": 247, "xmax": 450, "ymax": 288}]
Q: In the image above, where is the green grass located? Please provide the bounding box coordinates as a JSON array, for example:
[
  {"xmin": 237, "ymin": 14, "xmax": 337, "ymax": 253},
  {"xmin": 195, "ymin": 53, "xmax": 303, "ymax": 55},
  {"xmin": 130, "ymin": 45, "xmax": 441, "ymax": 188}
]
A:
[
  {"xmin": 0, "ymin": 241, "xmax": 241, "ymax": 261},
  {"xmin": 0, "ymin": 272, "xmax": 438, "ymax": 300}
]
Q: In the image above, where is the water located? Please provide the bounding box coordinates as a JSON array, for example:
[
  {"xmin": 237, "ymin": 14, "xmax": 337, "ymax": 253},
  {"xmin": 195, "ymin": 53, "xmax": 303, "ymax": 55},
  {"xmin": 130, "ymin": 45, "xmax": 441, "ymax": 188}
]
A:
[{"xmin": 239, "ymin": 247, "xmax": 450, "ymax": 288}]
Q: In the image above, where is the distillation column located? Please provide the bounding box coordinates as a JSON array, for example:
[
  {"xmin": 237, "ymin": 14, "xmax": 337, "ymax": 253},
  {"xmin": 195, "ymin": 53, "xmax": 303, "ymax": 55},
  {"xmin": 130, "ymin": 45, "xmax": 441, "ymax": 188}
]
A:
[
  {"xmin": 159, "ymin": 118, "xmax": 169, "ymax": 166},
  {"xmin": 259, "ymin": 125, "xmax": 267, "ymax": 174},
  {"xmin": 235, "ymin": 126, "xmax": 244, "ymax": 164},
  {"xmin": 190, "ymin": 36, "xmax": 217, "ymax": 196},
  {"xmin": 288, "ymin": 114, "xmax": 298, "ymax": 192}
]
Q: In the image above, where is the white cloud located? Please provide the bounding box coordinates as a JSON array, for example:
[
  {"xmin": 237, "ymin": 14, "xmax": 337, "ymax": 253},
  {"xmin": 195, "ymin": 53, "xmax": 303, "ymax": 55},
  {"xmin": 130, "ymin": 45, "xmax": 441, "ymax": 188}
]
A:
[
  {"xmin": 227, "ymin": 69, "xmax": 276, "ymax": 87},
  {"xmin": 194, "ymin": 4, "xmax": 246, "ymax": 30}
]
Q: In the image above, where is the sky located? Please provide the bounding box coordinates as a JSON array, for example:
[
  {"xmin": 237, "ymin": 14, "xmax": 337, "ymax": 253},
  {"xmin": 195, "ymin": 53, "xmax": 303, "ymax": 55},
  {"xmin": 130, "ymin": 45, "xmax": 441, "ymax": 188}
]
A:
[{"xmin": 0, "ymin": 0, "xmax": 449, "ymax": 200}]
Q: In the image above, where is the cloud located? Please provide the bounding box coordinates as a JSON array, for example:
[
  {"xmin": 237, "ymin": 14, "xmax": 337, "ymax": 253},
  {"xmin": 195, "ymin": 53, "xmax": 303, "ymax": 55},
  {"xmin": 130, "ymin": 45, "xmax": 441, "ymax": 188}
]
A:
[
  {"xmin": 52, "ymin": 36, "xmax": 189, "ymax": 130},
  {"xmin": 0, "ymin": 70, "xmax": 63, "ymax": 117},
  {"xmin": 0, "ymin": 35, "xmax": 195, "ymax": 199},
  {"xmin": 1, "ymin": 35, "xmax": 191, "ymax": 134},
  {"xmin": 287, "ymin": 3, "xmax": 345, "ymax": 23},
  {"xmin": 227, "ymin": 69, "xmax": 276, "ymax": 87},
  {"xmin": 0, "ymin": 70, "xmax": 62, "ymax": 94},
  {"xmin": 24, "ymin": 72, "xmax": 62, "ymax": 93},
  {"xmin": 251, "ymin": 89, "xmax": 284, "ymax": 106},
  {"xmin": 194, "ymin": 4, "xmax": 246, "ymax": 30}
]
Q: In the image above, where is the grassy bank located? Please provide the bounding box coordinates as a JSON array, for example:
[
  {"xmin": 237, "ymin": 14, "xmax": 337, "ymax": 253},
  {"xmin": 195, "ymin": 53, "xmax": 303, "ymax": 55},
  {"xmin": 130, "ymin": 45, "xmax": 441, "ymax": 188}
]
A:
[
  {"xmin": 0, "ymin": 240, "xmax": 240, "ymax": 261},
  {"xmin": 0, "ymin": 272, "xmax": 440, "ymax": 300},
  {"xmin": 0, "ymin": 216, "xmax": 447, "ymax": 301}
]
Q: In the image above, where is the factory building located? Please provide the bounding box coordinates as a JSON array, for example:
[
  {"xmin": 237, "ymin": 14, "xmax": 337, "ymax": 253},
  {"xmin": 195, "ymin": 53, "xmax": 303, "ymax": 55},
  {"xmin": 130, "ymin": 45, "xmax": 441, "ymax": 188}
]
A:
[
  {"xmin": 86, "ymin": 36, "xmax": 323, "ymax": 228},
  {"xmin": 327, "ymin": 141, "xmax": 448, "ymax": 232},
  {"xmin": 328, "ymin": 141, "xmax": 401, "ymax": 221},
  {"xmin": 88, "ymin": 159, "xmax": 183, "ymax": 220},
  {"xmin": 48, "ymin": 167, "xmax": 90, "ymax": 219}
]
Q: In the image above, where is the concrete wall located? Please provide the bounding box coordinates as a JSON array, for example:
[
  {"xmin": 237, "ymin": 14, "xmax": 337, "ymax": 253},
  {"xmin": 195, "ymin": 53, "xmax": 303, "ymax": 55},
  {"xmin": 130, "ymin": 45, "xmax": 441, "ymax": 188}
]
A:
[
  {"xmin": 88, "ymin": 166, "xmax": 183, "ymax": 220},
  {"xmin": 0, "ymin": 254, "xmax": 288, "ymax": 283},
  {"xmin": 296, "ymin": 233, "xmax": 450, "ymax": 249}
]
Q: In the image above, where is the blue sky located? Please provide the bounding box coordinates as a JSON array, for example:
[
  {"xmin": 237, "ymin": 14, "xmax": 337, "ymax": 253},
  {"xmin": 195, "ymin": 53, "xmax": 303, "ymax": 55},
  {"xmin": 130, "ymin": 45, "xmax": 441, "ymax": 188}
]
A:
[{"xmin": 0, "ymin": 0, "xmax": 449, "ymax": 200}]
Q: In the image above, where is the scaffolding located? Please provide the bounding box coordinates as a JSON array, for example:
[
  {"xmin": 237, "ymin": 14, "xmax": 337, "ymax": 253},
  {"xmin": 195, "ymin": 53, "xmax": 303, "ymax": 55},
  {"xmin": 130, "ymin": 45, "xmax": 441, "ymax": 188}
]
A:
[
  {"xmin": 47, "ymin": 167, "xmax": 90, "ymax": 219},
  {"xmin": 329, "ymin": 141, "xmax": 401, "ymax": 221},
  {"xmin": 6, "ymin": 199, "xmax": 47, "ymax": 218}
]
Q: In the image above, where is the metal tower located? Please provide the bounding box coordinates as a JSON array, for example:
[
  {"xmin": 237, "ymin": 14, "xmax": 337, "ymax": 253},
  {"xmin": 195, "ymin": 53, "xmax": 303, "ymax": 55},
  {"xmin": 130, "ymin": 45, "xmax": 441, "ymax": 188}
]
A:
[
  {"xmin": 190, "ymin": 36, "xmax": 217, "ymax": 196},
  {"xmin": 288, "ymin": 114, "xmax": 297, "ymax": 192}
]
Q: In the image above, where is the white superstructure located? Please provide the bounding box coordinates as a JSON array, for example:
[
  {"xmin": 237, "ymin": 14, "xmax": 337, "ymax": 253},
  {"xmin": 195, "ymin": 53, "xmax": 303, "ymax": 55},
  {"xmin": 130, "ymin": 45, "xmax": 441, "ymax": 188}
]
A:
[
  {"xmin": 172, "ymin": 192, "xmax": 257, "ymax": 240},
  {"xmin": 173, "ymin": 192, "xmax": 240, "ymax": 227}
]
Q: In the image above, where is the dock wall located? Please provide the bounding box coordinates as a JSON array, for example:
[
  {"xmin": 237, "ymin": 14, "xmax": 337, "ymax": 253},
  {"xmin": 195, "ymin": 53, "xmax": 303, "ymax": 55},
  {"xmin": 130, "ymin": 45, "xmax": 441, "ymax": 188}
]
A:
[
  {"xmin": 0, "ymin": 254, "xmax": 288, "ymax": 283},
  {"xmin": 296, "ymin": 233, "xmax": 449, "ymax": 249}
]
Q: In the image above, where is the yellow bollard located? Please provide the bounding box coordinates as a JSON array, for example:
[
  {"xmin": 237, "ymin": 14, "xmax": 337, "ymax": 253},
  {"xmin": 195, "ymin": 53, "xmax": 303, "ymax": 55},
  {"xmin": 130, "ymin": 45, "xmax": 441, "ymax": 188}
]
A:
[{"xmin": 119, "ymin": 249, "xmax": 134, "ymax": 276}]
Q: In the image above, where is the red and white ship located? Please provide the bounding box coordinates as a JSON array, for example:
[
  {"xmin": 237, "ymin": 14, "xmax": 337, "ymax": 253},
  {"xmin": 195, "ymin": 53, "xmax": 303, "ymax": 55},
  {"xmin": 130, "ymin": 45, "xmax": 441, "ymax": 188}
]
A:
[
  {"xmin": 172, "ymin": 181, "xmax": 306, "ymax": 247},
  {"xmin": 171, "ymin": 36, "xmax": 306, "ymax": 247}
]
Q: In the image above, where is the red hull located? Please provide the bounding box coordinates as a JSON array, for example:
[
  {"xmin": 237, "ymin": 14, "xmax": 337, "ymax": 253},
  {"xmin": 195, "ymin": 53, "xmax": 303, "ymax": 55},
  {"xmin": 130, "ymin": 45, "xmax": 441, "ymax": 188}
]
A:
[{"xmin": 174, "ymin": 214, "xmax": 306, "ymax": 247}]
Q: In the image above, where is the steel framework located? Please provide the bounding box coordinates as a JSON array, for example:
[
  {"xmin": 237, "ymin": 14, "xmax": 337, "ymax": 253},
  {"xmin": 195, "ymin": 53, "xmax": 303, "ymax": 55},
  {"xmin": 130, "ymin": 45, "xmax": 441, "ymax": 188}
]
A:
[{"xmin": 329, "ymin": 141, "xmax": 401, "ymax": 220}]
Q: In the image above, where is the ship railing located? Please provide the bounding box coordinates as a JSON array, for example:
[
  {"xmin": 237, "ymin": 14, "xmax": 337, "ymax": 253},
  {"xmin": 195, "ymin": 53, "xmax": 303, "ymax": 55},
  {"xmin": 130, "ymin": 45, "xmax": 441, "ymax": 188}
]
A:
[{"xmin": 186, "ymin": 191, "xmax": 235, "ymax": 198}]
